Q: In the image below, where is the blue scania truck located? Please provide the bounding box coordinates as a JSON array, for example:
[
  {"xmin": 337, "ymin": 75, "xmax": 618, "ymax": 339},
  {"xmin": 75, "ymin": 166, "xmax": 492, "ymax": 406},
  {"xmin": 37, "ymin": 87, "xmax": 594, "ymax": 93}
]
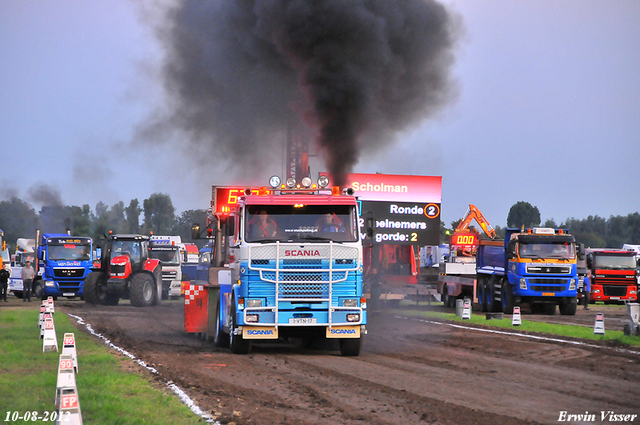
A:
[
  {"xmin": 33, "ymin": 233, "xmax": 93, "ymax": 300},
  {"xmin": 187, "ymin": 177, "xmax": 367, "ymax": 356},
  {"xmin": 477, "ymin": 227, "xmax": 579, "ymax": 315}
]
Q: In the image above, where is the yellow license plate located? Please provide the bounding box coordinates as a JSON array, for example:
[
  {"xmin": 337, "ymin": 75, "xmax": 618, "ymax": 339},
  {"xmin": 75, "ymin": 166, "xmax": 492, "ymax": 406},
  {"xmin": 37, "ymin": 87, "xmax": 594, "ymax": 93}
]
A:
[
  {"xmin": 326, "ymin": 326, "xmax": 360, "ymax": 339},
  {"xmin": 542, "ymin": 292, "xmax": 555, "ymax": 296},
  {"xmin": 242, "ymin": 327, "xmax": 278, "ymax": 339}
]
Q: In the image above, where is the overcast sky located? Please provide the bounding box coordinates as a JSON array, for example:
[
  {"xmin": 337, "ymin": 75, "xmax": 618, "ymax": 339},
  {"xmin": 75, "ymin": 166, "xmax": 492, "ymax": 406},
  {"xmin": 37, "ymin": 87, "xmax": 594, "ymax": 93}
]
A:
[{"xmin": 1, "ymin": 0, "xmax": 638, "ymax": 229}]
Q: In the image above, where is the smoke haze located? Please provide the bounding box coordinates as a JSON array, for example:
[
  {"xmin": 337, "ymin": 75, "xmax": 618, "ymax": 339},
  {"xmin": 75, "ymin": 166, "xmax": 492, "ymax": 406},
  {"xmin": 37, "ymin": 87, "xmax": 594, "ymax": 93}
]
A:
[{"xmin": 141, "ymin": 0, "xmax": 462, "ymax": 186}]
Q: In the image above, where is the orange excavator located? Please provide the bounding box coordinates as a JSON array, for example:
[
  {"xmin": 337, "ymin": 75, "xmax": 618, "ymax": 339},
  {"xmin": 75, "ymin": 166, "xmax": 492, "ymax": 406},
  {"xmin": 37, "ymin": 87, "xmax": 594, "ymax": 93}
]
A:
[{"xmin": 454, "ymin": 204, "xmax": 496, "ymax": 239}]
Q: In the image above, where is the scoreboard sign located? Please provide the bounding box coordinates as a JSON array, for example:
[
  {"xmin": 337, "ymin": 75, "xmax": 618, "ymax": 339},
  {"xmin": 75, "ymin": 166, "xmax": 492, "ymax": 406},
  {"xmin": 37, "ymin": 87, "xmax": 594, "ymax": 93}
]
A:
[
  {"xmin": 450, "ymin": 232, "xmax": 478, "ymax": 247},
  {"xmin": 212, "ymin": 187, "xmax": 261, "ymax": 215},
  {"xmin": 322, "ymin": 173, "xmax": 442, "ymax": 246}
]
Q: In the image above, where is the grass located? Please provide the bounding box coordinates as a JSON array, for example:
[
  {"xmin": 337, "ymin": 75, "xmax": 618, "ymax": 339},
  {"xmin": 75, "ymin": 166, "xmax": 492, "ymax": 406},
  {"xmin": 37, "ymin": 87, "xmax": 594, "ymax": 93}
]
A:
[
  {"xmin": 0, "ymin": 309, "xmax": 205, "ymax": 424},
  {"xmin": 390, "ymin": 303, "xmax": 640, "ymax": 348}
]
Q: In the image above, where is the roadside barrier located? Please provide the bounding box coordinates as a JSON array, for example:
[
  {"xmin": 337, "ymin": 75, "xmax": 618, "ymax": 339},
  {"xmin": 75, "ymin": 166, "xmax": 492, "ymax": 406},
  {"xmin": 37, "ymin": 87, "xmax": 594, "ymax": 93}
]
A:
[
  {"xmin": 55, "ymin": 354, "xmax": 77, "ymax": 407},
  {"xmin": 62, "ymin": 333, "xmax": 79, "ymax": 373},
  {"xmin": 42, "ymin": 317, "xmax": 58, "ymax": 352},
  {"xmin": 512, "ymin": 306, "xmax": 522, "ymax": 326},
  {"xmin": 594, "ymin": 313, "xmax": 605, "ymax": 335},
  {"xmin": 56, "ymin": 387, "xmax": 83, "ymax": 425}
]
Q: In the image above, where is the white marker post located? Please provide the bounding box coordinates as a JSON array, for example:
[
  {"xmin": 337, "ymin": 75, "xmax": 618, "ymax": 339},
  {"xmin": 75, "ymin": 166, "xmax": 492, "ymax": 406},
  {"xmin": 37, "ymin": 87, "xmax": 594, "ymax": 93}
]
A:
[
  {"xmin": 42, "ymin": 317, "xmax": 58, "ymax": 352},
  {"xmin": 55, "ymin": 354, "xmax": 77, "ymax": 407},
  {"xmin": 62, "ymin": 333, "xmax": 78, "ymax": 373},
  {"xmin": 594, "ymin": 313, "xmax": 605, "ymax": 335},
  {"xmin": 462, "ymin": 299, "xmax": 471, "ymax": 320},
  {"xmin": 512, "ymin": 306, "xmax": 522, "ymax": 326},
  {"xmin": 56, "ymin": 387, "xmax": 83, "ymax": 425}
]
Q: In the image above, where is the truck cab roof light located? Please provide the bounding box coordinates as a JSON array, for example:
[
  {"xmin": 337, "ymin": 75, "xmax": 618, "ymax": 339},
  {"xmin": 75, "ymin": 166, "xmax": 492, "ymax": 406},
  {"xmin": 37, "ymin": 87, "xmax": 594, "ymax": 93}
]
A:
[
  {"xmin": 286, "ymin": 177, "xmax": 296, "ymax": 189},
  {"xmin": 332, "ymin": 186, "xmax": 341, "ymax": 196},
  {"xmin": 301, "ymin": 177, "xmax": 312, "ymax": 188},
  {"xmin": 318, "ymin": 175, "xmax": 330, "ymax": 188},
  {"xmin": 269, "ymin": 175, "xmax": 281, "ymax": 188}
]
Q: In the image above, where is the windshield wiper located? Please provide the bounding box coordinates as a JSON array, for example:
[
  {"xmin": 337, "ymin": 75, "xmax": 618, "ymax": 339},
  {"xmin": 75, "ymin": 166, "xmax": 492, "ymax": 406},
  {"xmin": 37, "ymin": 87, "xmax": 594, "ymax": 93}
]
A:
[{"xmin": 249, "ymin": 239, "xmax": 277, "ymax": 243}]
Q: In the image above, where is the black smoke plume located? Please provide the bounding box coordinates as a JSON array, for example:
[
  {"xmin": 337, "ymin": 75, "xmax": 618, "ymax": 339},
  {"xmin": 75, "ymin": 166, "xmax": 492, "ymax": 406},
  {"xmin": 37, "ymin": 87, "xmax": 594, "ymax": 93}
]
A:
[{"xmin": 143, "ymin": 0, "xmax": 462, "ymax": 186}]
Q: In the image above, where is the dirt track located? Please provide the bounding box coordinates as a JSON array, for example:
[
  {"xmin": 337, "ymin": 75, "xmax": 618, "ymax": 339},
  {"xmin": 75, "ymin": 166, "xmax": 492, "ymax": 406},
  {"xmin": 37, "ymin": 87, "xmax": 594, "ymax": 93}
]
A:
[{"xmin": 8, "ymin": 296, "xmax": 640, "ymax": 425}]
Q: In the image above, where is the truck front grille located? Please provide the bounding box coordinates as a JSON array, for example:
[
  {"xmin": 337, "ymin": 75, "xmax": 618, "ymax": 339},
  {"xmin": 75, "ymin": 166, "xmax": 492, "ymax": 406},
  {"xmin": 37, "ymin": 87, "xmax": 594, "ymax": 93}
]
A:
[
  {"xmin": 53, "ymin": 268, "xmax": 85, "ymax": 278},
  {"xmin": 602, "ymin": 285, "xmax": 627, "ymax": 297}
]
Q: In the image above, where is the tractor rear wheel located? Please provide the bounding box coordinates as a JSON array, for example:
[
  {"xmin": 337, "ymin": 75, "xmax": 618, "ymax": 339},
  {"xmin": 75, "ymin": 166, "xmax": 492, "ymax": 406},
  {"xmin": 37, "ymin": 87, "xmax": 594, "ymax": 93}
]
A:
[{"xmin": 129, "ymin": 273, "xmax": 156, "ymax": 307}]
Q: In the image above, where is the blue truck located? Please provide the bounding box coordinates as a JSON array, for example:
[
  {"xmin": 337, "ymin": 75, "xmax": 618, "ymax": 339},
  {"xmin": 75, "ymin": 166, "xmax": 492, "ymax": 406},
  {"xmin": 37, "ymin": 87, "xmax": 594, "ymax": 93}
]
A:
[
  {"xmin": 476, "ymin": 227, "xmax": 579, "ymax": 315},
  {"xmin": 33, "ymin": 233, "xmax": 94, "ymax": 300},
  {"xmin": 186, "ymin": 178, "xmax": 367, "ymax": 356}
]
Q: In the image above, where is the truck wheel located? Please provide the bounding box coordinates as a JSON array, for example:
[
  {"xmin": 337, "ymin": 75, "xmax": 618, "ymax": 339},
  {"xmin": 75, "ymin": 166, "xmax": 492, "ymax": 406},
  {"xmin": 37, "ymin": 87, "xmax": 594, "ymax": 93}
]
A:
[
  {"xmin": 487, "ymin": 276, "xmax": 500, "ymax": 312},
  {"xmin": 84, "ymin": 271, "xmax": 108, "ymax": 305},
  {"xmin": 214, "ymin": 307, "xmax": 230, "ymax": 348},
  {"xmin": 559, "ymin": 298, "xmax": 577, "ymax": 315},
  {"xmin": 129, "ymin": 273, "xmax": 156, "ymax": 307},
  {"xmin": 502, "ymin": 280, "xmax": 514, "ymax": 314},
  {"xmin": 339, "ymin": 337, "xmax": 362, "ymax": 356},
  {"xmin": 230, "ymin": 297, "xmax": 251, "ymax": 354},
  {"xmin": 442, "ymin": 285, "xmax": 451, "ymax": 308},
  {"xmin": 478, "ymin": 277, "xmax": 487, "ymax": 312},
  {"xmin": 33, "ymin": 281, "xmax": 43, "ymax": 300}
]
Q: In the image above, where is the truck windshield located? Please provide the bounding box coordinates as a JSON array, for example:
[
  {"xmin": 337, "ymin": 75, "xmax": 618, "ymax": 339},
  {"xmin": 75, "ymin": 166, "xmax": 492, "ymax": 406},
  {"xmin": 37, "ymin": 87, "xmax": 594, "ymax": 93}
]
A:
[
  {"xmin": 519, "ymin": 242, "xmax": 575, "ymax": 260},
  {"xmin": 149, "ymin": 247, "xmax": 180, "ymax": 266},
  {"xmin": 245, "ymin": 204, "xmax": 358, "ymax": 243},
  {"xmin": 594, "ymin": 255, "xmax": 636, "ymax": 269},
  {"xmin": 47, "ymin": 244, "xmax": 92, "ymax": 261}
]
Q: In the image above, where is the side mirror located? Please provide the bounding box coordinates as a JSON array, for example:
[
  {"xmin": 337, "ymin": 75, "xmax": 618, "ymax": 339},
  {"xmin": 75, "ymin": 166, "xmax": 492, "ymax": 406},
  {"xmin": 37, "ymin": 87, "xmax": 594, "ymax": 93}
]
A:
[
  {"xmin": 586, "ymin": 254, "xmax": 593, "ymax": 269},
  {"xmin": 191, "ymin": 224, "xmax": 201, "ymax": 240},
  {"xmin": 577, "ymin": 243, "xmax": 585, "ymax": 261},
  {"xmin": 365, "ymin": 216, "xmax": 374, "ymax": 239}
]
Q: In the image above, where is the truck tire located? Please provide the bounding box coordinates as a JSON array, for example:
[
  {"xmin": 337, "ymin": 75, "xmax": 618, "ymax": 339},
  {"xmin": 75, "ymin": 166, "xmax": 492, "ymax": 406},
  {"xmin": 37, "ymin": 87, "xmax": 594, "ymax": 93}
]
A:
[
  {"xmin": 230, "ymin": 296, "xmax": 251, "ymax": 354},
  {"xmin": 84, "ymin": 271, "xmax": 108, "ymax": 305},
  {"xmin": 33, "ymin": 281, "xmax": 43, "ymax": 300},
  {"xmin": 129, "ymin": 273, "xmax": 156, "ymax": 307},
  {"xmin": 559, "ymin": 298, "xmax": 577, "ymax": 315},
  {"xmin": 502, "ymin": 280, "xmax": 514, "ymax": 314},
  {"xmin": 487, "ymin": 276, "xmax": 500, "ymax": 312},
  {"xmin": 214, "ymin": 305, "xmax": 230, "ymax": 348},
  {"xmin": 478, "ymin": 277, "xmax": 487, "ymax": 312},
  {"xmin": 339, "ymin": 337, "xmax": 363, "ymax": 356},
  {"xmin": 152, "ymin": 268, "xmax": 162, "ymax": 306}
]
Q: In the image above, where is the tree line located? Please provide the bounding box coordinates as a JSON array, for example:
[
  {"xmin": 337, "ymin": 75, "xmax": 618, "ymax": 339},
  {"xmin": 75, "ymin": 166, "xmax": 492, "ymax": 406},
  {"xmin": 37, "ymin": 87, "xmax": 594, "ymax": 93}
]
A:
[
  {"xmin": 444, "ymin": 201, "xmax": 640, "ymax": 248},
  {"xmin": 0, "ymin": 193, "xmax": 208, "ymax": 252}
]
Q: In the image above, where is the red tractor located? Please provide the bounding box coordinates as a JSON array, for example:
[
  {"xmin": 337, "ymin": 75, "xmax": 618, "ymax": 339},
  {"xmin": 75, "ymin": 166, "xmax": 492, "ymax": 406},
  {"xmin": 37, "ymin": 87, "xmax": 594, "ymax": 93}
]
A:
[{"xmin": 84, "ymin": 234, "xmax": 162, "ymax": 307}]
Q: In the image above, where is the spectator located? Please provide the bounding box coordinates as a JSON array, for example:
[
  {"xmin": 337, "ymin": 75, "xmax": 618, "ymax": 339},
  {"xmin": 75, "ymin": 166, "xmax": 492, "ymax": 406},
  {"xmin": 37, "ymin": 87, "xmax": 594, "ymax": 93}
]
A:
[
  {"xmin": 21, "ymin": 260, "xmax": 35, "ymax": 302},
  {"xmin": 0, "ymin": 264, "xmax": 10, "ymax": 302}
]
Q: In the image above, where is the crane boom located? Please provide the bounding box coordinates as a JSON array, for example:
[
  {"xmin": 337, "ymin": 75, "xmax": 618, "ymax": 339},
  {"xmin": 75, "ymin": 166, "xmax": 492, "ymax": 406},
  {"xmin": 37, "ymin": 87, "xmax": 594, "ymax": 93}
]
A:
[{"xmin": 455, "ymin": 204, "xmax": 496, "ymax": 239}]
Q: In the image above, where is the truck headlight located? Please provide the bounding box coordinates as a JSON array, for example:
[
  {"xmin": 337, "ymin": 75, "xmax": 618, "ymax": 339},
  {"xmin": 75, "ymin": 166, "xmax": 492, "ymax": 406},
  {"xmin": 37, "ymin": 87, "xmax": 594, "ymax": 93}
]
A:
[
  {"xmin": 346, "ymin": 313, "xmax": 360, "ymax": 322},
  {"xmin": 342, "ymin": 299, "xmax": 358, "ymax": 307},
  {"xmin": 569, "ymin": 279, "xmax": 576, "ymax": 291},
  {"xmin": 45, "ymin": 281, "xmax": 56, "ymax": 287},
  {"xmin": 519, "ymin": 278, "xmax": 527, "ymax": 290},
  {"xmin": 246, "ymin": 299, "xmax": 262, "ymax": 308},
  {"xmin": 593, "ymin": 289, "xmax": 601, "ymax": 293}
]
